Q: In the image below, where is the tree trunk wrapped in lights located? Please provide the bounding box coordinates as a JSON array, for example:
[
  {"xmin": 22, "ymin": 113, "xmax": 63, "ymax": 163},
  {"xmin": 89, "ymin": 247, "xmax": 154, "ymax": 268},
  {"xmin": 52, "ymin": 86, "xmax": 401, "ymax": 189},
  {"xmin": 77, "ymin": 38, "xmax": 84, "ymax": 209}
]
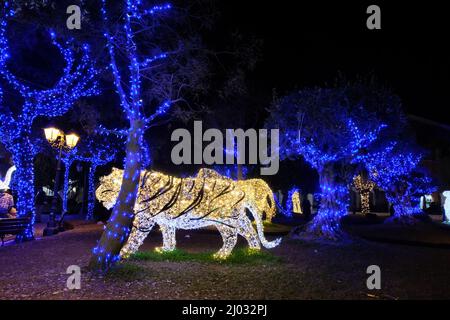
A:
[
  {"xmin": 0, "ymin": 3, "xmax": 99, "ymax": 239},
  {"xmin": 62, "ymin": 155, "xmax": 76, "ymax": 214},
  {"xmin": 86, "ymin": 166, "xmax": 96, "ymax": 220},
  {"xmin": 9, "ymin": 136, "xmax": 36, "ymax": 239},
  {"xmin": 90, "ymin": 0, "xmax": 208, "ymax": 271},
  {"xmin": 92, "ymin": 120, "xmax": 145, "ymax": 269},
  {"xmin": 304, "ymin": 164, "xmax": 350, "ymax": 240}
]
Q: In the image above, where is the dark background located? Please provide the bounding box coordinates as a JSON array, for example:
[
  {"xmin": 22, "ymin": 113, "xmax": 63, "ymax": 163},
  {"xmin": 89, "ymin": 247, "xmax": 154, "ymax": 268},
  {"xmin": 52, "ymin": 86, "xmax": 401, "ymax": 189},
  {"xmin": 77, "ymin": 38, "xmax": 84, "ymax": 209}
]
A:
[{"xmin": 215, "ymin": 0, "xmax": 450, "ymax": 124}]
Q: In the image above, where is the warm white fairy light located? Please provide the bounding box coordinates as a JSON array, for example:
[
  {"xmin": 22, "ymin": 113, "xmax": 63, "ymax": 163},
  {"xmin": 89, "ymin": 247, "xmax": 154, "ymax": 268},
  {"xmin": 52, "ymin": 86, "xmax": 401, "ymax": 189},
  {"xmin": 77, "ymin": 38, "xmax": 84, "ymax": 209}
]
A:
[
  {"xmin": 353, "ymin": 175, "xmax": 375, "ymax": 215},
  {"xmin": 292, "ymin": 190, "xmax": 302, "ymax": 214},
  {"xmin": 96, "ymin": 168, "xmax": 281, "ymax": 259}
]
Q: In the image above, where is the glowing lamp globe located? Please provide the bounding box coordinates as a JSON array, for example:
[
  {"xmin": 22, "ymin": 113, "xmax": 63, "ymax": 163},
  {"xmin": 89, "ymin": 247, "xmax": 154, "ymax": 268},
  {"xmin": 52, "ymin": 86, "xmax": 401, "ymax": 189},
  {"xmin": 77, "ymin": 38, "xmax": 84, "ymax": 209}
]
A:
[
  {"xmin": 44, "ymin": 127, "xmax": 62, "ymax": 142},
  {"xmin": 65, "ymin": 133, "xmax": 80, "ymax": 149}
]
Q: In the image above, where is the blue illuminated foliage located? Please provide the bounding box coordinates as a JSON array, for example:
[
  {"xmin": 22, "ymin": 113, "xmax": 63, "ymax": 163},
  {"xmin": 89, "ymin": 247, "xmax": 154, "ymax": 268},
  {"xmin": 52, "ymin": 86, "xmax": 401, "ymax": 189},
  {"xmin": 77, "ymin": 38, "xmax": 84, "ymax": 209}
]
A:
[
  {"xmin": 266, "ymin": 85, "xmax": 390, "ymax": 239},
  {"xmin": 359, "ymin": 140, "xmax": 436, "ymax": 219},
  {"xmin": 0, "ymin": 2, "xmax": 99, "ymax": 239},
  {"xmin": 214, "ymin": 143, "xmax": 249, "ymax": 180}
]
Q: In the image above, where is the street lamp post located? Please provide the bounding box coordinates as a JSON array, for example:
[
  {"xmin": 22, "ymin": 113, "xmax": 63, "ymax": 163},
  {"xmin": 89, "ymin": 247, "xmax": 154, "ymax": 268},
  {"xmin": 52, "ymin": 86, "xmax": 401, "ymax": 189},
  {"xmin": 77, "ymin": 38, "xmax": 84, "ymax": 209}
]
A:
[{"xmin": 43, "ymin": 128, "xmax": 79, "ymax": 236}]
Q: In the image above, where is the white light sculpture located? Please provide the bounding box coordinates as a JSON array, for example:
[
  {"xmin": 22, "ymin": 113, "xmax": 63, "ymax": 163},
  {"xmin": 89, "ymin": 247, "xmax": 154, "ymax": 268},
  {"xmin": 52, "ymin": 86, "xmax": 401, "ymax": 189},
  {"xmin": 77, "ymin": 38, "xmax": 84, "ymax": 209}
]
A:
[
  {"xmin": 0, "ymin": 165, "xmax": 16, "ymax": 189},
  {"xmin": 443, "ymin": 191, "xmax": 450, "ymax": 223},
  {"xmin": 96, "ymin": 168, "xmax": 282, "ymax": 259}
]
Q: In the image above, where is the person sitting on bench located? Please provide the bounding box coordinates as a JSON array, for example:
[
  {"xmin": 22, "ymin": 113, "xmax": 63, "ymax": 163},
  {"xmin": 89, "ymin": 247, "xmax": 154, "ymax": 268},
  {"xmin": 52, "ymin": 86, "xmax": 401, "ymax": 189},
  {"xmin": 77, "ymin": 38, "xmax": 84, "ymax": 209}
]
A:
[{"xmin": 0, "ymin": 188, "xmax": 16, "ymax": 219}]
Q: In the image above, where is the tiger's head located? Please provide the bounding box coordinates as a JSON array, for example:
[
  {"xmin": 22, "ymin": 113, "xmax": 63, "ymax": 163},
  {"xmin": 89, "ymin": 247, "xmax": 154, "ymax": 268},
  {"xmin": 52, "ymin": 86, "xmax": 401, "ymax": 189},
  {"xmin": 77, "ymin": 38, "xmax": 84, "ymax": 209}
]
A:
[
  {"xmin": 96, "ymin": 168, "xmax": 168, "ymax": 210},
  {"xmin": 96, "ymin": 167, "xmax": 125, "ymax": 210}
]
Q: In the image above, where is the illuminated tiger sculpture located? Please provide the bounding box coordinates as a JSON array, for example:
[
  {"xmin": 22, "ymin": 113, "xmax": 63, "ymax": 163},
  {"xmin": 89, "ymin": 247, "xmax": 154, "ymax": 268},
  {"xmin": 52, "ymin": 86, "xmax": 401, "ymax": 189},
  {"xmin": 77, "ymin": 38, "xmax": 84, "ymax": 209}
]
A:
[{"xmin": 96, "ymin": 168, "xmax": 281, "ymax": 259}]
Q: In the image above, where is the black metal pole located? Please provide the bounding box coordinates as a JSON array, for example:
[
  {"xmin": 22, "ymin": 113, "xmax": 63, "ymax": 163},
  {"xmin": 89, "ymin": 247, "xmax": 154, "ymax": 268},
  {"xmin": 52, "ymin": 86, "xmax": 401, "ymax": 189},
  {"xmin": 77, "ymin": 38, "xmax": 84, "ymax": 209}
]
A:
[{"xmin": 43, "ymin": 143, "xmax": 63, "ymax": 236}]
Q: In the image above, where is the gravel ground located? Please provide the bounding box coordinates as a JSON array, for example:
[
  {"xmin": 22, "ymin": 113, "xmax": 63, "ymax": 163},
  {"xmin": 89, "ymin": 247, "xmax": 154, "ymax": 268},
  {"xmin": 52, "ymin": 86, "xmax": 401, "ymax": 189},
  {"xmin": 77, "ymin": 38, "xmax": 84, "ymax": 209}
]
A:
[{"xmin": 1, "ymin": 223, "xmax": 450, "ymax": 300}]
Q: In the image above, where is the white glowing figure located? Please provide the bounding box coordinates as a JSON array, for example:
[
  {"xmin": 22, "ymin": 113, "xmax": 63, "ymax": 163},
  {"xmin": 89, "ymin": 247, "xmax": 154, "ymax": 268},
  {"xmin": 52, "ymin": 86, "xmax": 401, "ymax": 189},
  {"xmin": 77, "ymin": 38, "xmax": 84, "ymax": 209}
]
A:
[
  {"xmin": 96, "ymin": 168, "xmax": 282, "ymax": 259},
  {"xmin": 0, "ymin": 165, "xmax": 16, "ymax": 189},
  {"xmin": 442, "ymin": 191, "xmax": 450, "ymax": 222},
  {"xmin": 419, "ymin": 196, "xmax": 425, "ymax": 210}
]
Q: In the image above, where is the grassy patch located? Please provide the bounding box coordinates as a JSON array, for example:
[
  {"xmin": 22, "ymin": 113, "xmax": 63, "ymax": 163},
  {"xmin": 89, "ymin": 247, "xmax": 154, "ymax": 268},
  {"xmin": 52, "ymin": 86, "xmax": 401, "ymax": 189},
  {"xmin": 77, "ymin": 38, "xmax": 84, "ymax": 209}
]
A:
[
  {"xmin": 131, "ymin": 248, "xmax": 282, "ymax": 265},
  {"xmin": 106, "ymin": 263, "xmax": 147, "ymax": 281}
]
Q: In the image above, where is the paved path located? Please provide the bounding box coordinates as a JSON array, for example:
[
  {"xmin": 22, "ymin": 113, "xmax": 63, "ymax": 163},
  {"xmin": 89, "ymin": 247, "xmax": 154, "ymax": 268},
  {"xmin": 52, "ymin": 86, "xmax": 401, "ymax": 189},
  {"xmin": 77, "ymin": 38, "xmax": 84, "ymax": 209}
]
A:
[{"xmin": 1, "ymin": 223, "xmax": 450, "ymax": 299}]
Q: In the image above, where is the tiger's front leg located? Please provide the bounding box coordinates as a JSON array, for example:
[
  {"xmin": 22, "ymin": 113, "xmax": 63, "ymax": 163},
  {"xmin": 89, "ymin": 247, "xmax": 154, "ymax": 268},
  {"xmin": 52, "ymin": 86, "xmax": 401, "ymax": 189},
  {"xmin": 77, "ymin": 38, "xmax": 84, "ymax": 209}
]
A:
[
  {"xmin": 120, "ymin": 214, "xmax": 155, "ymax": 259},
  {"xmin": 155, "ymin": 224, "xmax": 176, "ymax": 253}
]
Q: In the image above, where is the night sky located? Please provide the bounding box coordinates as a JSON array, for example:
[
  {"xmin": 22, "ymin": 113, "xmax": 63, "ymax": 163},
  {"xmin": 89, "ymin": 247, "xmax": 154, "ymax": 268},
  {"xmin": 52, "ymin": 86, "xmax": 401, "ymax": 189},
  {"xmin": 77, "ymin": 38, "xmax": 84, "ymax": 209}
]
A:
[
  {"xmin": 5, "ymin": 0, "xmax": 449, "ymax": 124},
  {"xmin": 217, "ymin": 0, "xmax": 450, "ymax": 124},
  {"xmin": 2, "ymin": 0, "xmax": 449, "ymax": 186}
]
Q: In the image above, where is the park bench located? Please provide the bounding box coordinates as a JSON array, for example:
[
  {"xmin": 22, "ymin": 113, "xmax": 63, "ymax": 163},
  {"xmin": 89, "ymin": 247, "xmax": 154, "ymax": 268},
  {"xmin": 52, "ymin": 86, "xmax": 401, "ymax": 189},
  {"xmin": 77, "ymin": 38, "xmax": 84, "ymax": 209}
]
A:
[{"xmin": 0, "ymin": 218, "xmax": 30, "ymax": 246}]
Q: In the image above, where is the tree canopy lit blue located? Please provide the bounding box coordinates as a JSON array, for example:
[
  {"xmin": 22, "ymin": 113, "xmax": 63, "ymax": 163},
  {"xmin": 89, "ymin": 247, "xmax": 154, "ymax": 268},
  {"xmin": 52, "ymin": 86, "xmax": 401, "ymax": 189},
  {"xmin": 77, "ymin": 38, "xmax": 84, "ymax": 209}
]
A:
[
  {"xmin": 0, "ymin": 2, "xmax": 99, "ymax": 239},
  {"xmin": 265, "ymin": 81, "xmax": 431, "ymax": 239}
]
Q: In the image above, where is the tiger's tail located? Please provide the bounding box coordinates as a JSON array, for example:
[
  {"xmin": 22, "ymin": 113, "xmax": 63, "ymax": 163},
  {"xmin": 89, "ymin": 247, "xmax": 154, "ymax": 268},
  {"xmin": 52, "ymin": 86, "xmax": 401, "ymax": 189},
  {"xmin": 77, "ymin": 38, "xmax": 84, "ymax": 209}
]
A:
[{"xmin": 248, "ymin": 205, "xmax": 282, "ymax": 249}]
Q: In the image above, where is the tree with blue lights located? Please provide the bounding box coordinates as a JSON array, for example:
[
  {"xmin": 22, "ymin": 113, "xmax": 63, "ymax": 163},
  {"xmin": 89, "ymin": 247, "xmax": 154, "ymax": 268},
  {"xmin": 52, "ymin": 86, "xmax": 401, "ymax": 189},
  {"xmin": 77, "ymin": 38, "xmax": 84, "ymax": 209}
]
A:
[
  {"xmin": 91, "ymin": 0, "xmax": 209, "ymax": 271},
  {"xmin": 0, "ymin": 3, "xmax": 98, "ymax": 239},
  {"xmin": 360, "ymin": 140, "xmax": 436, "ymax": 223},
  {"xmin": 61, "ymin": 135, "xmax": 121, "ymax": 220},
  {"xmin": 266, "ymin": 84, "xmax": 390, "ymax": 240}
]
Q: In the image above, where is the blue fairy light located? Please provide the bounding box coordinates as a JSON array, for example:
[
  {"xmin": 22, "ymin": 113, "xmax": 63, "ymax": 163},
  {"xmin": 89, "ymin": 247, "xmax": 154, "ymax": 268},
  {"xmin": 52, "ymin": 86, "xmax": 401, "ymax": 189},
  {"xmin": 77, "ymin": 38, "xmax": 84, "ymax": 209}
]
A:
[{"xmin": 0, "ymin": 2, "xmax": 99, "ymax": 239}]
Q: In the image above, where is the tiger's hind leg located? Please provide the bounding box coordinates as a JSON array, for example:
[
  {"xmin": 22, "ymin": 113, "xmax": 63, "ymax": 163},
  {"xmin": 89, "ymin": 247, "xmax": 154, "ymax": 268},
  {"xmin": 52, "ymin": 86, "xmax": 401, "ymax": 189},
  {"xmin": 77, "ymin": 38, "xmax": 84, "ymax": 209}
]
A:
[
  {"xmin": 155, "ymin": 224, "xmax": 176, "ymax": 253},
  {"xmin": 213, "ymin": 224, "xmax": 238, "ymax": 259},
  {"xmin": 238, "ymin": 215, "xmax": 261, "ymax": 252},
  {"xmin": 120, "ymin": 213, "xmax": 155, "ymax": 259}
]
